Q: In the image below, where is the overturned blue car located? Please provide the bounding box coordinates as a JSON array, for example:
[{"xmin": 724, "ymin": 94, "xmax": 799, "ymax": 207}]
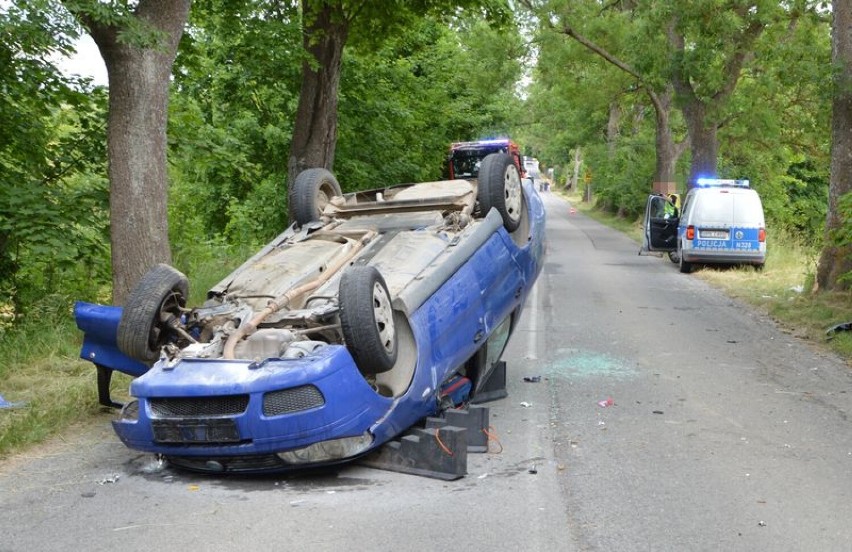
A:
[{"xmin": 75, "ymin": 153, "xmax": 545, "ymax": 473}]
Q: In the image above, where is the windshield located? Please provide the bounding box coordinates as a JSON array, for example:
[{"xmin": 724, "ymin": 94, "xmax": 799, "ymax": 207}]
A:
[{"xmin": 451, "ymin": 151, "xmax": 485, "ymax": 178}]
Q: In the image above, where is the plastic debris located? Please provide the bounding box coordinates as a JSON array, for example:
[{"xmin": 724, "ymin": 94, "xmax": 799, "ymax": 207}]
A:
[
  {"xmin": 758, "ymin": 521, "xmax": 767, "ymax": 527},
  {"xmin": 652, "ymin": 410, "xmax": 664, "ymax": 415},
  {"xmin": 0, "ymin": 394, "xmax": 26, "ymax": 409},
  {"xmin": 597, "ymin": 397, "xmax": 614, "ymax": 408},
  {"xmin": 520, "ymin": 401, "xmax": 532, "ymax": 408},
  {"xmin": 826, "ymin": 321, "xmax": 852, "ymax": 340},
  {"xmin": 97, "ymin": 474, "xmax": 121, "ymax": 485},
  {"xmin": 523, "ymin": 376, "xmax": 541, "ymax": 383}
]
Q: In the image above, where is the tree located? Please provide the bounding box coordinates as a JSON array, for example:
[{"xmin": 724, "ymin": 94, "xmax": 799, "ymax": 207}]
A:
[
  {"xmin": 0, "ymin": 1, "xmax": 111, "ymax": 313},
  {"xmin": 168, "ymin": 0, "xmax": 303, "ymax": 247},
  {"xmin": 666, "ymin": 1, "xmax": 769, "ymax": 187},
  {"xmin": 552, "ymin": 15, "xmax": 687, "ymax": 193},
  {"xmin": 286, "ymin": 0, "xmax": 348, "ymax": 189},
  {"xmin": 519, "ymin": 0, "xmax": 691, "ymax": 195},
  {"xmin": 287, "ymin": 0, "xmax": 512, "ymax": 220},
  {"xmin": 62, "ymin": 0, "xmax": 191, "ymax": 304},
  {"xmin": 817, "ymin": 0, "xmax": 852, "ymax": 291},
  {"xmin": 526, "ymin": 1, "xmax": 802, "ymax": 190}
]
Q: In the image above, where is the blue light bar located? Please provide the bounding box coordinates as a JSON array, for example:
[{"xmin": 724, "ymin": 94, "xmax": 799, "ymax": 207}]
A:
[{"xmin": 695, "ymin": 178, "xmax": 750, "ymax": 188}]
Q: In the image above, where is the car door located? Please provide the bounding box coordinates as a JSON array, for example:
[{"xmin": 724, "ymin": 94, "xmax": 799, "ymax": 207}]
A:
[{"xmin": 643, "ymin": 194, "xmax": 679, "ymax": 252}]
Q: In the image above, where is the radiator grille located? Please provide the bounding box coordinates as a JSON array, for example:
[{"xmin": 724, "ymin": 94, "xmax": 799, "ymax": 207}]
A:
[
  {"xmin": 167, "ymin": 454, "xmax": 285, "ymax": 473},
  {"xmin": 263, "ymin": 385, "xmax": 325, "ymax": 416},
  {"xmin": 149, "ymin": 395, "xmax": 249, "ymax": 418}
]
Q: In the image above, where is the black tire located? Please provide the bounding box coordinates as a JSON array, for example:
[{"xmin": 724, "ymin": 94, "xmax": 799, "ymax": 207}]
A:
[
  {"xmin": 667, "ymin": 250, "xmax": 680, "ymax": 264},
  {"xmin": 678, "ymin": 243, "xmax": 693, "ymax": 274},
  {"xmin": 339, "ymin": 266, "xmax": 397, "ymax": 375},
  {"xmin": 117, "ymin": 264, "xmax": 189, "ymax": 364},
  {"xmin": 477, "ymin": 153, "xmax": 523, "ymax": 232},
  {"xmin": 290, "ymin": 168, "xmax": 342, "ymax": 226}
]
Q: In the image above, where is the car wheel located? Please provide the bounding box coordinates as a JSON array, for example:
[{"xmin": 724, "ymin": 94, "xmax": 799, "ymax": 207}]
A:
[
  {"xmin": 477, "ymin": 153, "xmax": 523, "ymax": 232},
  {"xmin": 339, "ymin": 265, "xmax": 397, "ymax": 375},
  {"xmin": 667, "ymin": 250, "xmax": 680, "ymax": 264},
  {"xmin": 290, "ymin": 168, "xmax": 343, "ymax": 226},
  {"xmin": 117, "ymin": 264, "xmax": 189, "ymax": 364},
  {"xmin": 678, "ymin": 243, "xmax": 692, "ymax": 274}
]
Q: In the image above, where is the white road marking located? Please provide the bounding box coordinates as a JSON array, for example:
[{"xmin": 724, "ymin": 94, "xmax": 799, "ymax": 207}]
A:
[{"xmin": 526, "ymin": 278, "xmax": 540, "ymax": 360}]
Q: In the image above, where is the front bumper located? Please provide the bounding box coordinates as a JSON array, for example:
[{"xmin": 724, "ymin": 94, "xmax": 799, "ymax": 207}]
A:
[{"xmin": 112, "ymin": 345, "xmax": 397, "ymax": 470}]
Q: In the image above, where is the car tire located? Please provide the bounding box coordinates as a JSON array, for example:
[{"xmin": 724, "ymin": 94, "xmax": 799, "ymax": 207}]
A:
[
  {"xmin": 117, "ymin": 264, "xmax": 189, "ymax": 364},
  {"xmin": 290, "ymin": 168, "xmax": 343, "ymax": 226},
  {"xmin": 678, "ymin": 243, "xmax": 693, "ymax": 274},
  {"xmin": 339, "ymin": 265, "xmax": 397, "ymax": 375},
  {"xmin": 667, "ymin": 250, "xmax": 680, "ymax": 264},
  {"xmin": 477, "ymin": 153, "xmax": 523, "ymax": 232}
]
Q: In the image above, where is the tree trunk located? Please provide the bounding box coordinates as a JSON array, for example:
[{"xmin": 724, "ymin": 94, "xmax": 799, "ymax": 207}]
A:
[
  {"xmin": 817, "ymin": 0, "xmax": 852, "ymax": 291},
  {"xmin": 287, "ymin": 0, "xmax": 349, "ymax": 217},
  {"xmin": 75, "ymin": 0, "xmax": 191, "ymax": 305},
  {"xmin": 570, "ymin": 147, "xmax": 581, "ymax": 190},
  {"xmin": 606, "ymin": 102, "xmax": 621, "ymax": 158},
  {"xmin": 682, "ymin": 101, "xmax": 719, "ymax": 188},
  {"xmin": 650, "ymin": 87, "xmax": 686, "ymax": 194}
]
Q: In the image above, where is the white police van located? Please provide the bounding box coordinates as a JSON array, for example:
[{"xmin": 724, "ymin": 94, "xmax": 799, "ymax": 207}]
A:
[{"xmin": 642, "ymin": 178, "xmax": 766, "ymax": 273}]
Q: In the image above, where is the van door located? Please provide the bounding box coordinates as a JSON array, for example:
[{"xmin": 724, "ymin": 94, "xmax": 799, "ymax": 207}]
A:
[{"xmin": 643, "ymin": 195, "xmax": 678, "ymax": 252}]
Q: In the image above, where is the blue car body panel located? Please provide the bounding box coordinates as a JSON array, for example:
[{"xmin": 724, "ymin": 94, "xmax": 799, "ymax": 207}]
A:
[
  {"xmin": 74, "ymin": 177, "xmax": 546, "ymax": 471},
  {"xmin": 75, "ymin": 302, "xmax": 149, "ymax": 377}
]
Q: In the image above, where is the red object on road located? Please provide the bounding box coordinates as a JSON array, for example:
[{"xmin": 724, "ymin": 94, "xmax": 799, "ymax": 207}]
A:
[{"xmin": 597, "ymin": 397, "xmax": 614, "ymax": 408}]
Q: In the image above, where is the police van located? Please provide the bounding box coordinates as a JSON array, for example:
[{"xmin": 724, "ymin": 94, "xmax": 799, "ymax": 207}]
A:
[{"xmin": 642, "ymin": 178, "xmax": 766, "ymax": 273}]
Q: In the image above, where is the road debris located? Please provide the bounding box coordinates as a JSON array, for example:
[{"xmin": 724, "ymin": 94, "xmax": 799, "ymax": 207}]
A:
[
  {"xmin": 826, "ymin": 321, "xmax": 852, "ymax": 340},
  {"xmin": 520, "ymin": 401, "xmax": 532, "ymax": 408},
  {"xmin": 597, "ymin": 397, "xmax": 614, "ymax": 408},
  {"xmin": 0, "ymin": 393, "xmax": 26, "ymax": 409},
  {"xmin": 523, "ymin": 376, "xmax": 541, "ymax": 383},
  {"xmin": 97, "ymin": 474, "xmax": 121, "ymax": 485}
]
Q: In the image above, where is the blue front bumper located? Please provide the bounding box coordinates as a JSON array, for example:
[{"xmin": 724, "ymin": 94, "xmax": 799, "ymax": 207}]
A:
[{"xmin": 114, "ymin": 346, "xmax": 394, "ymax": 459}]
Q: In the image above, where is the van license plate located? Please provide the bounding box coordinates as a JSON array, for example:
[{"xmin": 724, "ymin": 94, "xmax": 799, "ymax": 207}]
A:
[{"xmin": 700, "ymin": 230, "xmax": 728, "ymax": 239}]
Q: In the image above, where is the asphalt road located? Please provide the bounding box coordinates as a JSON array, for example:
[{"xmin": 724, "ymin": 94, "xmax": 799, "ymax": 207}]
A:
[{"xmin": 2, "ymin": 191, "xmax": 851, "ymax": 551}]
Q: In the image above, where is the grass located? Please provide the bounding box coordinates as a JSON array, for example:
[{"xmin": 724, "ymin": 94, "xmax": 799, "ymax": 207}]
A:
[{"xmin": 565, "ymin": 190, "xmax": 852, "ymax": 363}]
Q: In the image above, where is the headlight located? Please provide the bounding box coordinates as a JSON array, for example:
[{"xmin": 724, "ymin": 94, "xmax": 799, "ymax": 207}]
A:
[
  {"xmin": 119, "ymin": 400, "xmax": 139, "ymax": 421},
  {"xmin": 276, "ymin": 432, "xmax": 373, "ymax": 464}
]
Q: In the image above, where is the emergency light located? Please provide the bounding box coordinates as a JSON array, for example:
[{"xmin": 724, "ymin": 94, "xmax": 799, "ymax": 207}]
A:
[{"xmin": 695, "ymin": 178, "xmax": 750, "ymax": 188}]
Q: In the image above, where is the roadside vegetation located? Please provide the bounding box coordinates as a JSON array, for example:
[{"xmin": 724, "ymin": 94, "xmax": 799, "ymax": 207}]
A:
[{"xmin": 567, "ymin": 192, "xmax": 852, "ymax": 362}]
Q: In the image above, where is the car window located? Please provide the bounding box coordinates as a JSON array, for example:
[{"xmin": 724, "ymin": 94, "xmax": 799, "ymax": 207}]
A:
[
  {"xmin": 649, "ymin": 197, "xmax": 666, "ymax": 219},
  {"xmin": 694, "ymin": 192, "xmax": 734, "ymax": 224},
  {"xmin": 733, "ymin": 192, "xmax": 764, "ymax": 224}
]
